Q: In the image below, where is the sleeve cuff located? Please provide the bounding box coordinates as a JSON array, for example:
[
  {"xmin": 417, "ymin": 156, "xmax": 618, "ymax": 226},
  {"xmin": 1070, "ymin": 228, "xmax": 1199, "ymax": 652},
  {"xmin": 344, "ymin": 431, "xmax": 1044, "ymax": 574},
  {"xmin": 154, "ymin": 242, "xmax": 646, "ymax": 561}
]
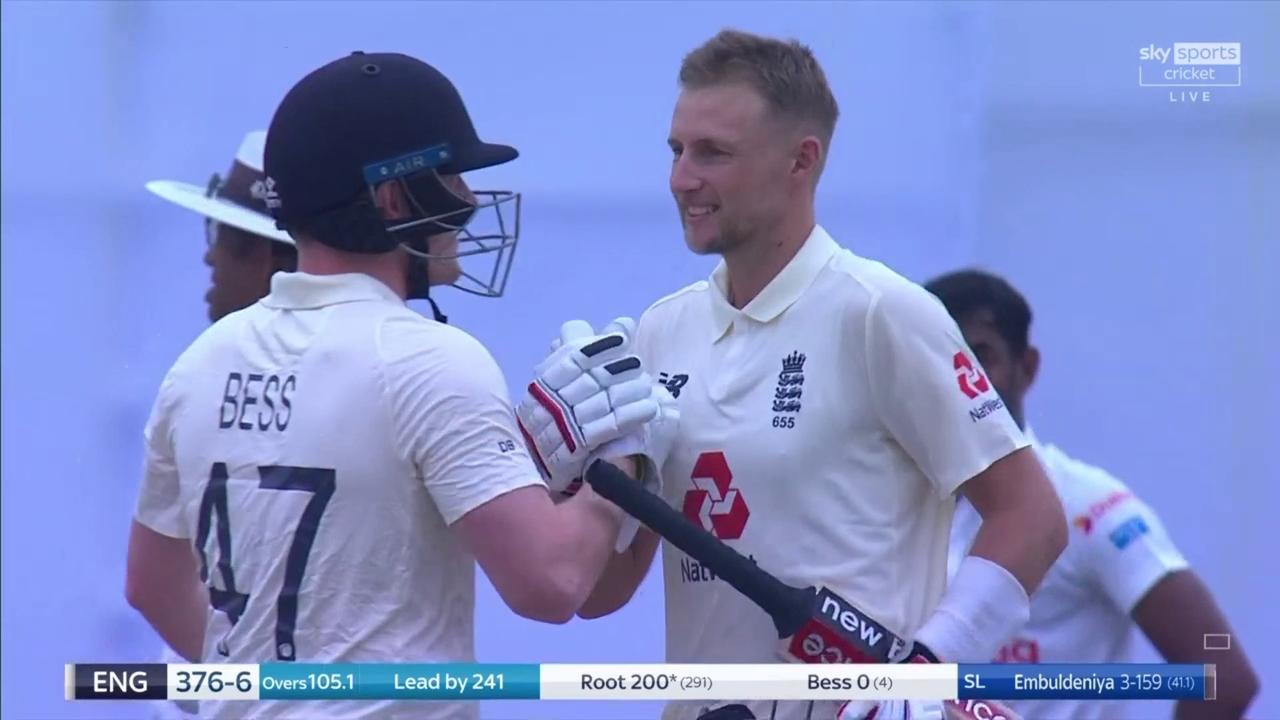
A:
[{"xmin": 134, "ymin": 510, "xmax": 190, "ymax": 540}]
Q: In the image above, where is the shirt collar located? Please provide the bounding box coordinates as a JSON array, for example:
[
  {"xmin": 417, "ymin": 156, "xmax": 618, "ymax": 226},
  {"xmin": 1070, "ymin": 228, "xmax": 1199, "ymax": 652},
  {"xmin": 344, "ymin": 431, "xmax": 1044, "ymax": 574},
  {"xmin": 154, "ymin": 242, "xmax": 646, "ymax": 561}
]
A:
[
  {"xmin": 1023, "ymin": 424, "xmax": 1044, "ymax": 451},
  {"xmin": 708, "ymin": 224, "xmax": 839, "ymax": 341},
  {"xmin": 260, "ymin": 272, "xmax": 403, "ymax": 311}
]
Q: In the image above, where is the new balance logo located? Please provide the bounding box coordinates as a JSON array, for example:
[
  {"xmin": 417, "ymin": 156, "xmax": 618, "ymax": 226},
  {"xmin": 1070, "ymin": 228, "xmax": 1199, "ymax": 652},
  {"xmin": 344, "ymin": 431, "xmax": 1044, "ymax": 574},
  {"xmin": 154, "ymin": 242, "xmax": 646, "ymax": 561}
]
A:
[
  {"xmin": 658, "ymin": 372, "xmax": 689, "ymax": 399},
  {"xmin": 785, "ymin": 588, "xmax": 899, "ymax": 665},
  {"xmin": 816, "ymin": 589, "xmax": 887, "ymax": 650}
]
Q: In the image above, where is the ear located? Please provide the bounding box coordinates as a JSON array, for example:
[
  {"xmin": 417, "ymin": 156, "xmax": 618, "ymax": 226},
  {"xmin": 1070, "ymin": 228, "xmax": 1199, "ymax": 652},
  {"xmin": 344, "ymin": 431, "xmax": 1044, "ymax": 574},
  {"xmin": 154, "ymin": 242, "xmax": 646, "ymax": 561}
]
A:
[
  {"xmin": 372, "ymin": 181, "xmax": 411, "ymax": 220},
  {"xmin": 792, "ymin": 135, "xmax": 823, "ymax": 182},
  {"xmin": 271, "ymin": 245, "xmax": 298, "ymax": 274},
  {"xmin": 1020, "ymin": 344, "xmax": 1041, "ymax": 391}
]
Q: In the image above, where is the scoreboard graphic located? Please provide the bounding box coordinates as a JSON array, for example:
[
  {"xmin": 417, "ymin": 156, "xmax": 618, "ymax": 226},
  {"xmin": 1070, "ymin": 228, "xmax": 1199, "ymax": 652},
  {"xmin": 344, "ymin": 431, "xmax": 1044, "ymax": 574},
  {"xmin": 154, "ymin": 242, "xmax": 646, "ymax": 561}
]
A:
[{"xmin": 68, "ymin": 662, "xmax": 1217, "ymax": 703}]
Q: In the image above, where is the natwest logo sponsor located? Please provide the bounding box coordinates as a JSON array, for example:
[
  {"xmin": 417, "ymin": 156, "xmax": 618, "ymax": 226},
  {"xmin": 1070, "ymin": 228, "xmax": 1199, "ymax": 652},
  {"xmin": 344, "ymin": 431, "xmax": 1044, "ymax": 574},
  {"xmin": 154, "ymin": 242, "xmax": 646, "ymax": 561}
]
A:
[
  {"xmin": 954, "ymin": 351, "xmax": 991, "ymax": 399},
  {"xmin": 682, "ymin": 451, "xmax": 750, "ymax": 540},
  {"xmin": 679, "ymin": 553, "xmax": 758, "ymax": 584},
  {"xmin": 969, "ymin": 397, "xmax": 1007, "ymax": 423}
]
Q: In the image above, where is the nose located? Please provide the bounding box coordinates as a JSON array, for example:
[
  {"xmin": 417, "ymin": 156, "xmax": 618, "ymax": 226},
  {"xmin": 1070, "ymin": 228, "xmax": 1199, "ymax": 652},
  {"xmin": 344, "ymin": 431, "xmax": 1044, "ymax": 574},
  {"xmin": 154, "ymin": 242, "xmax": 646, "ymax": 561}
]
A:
[
  {"xmin": 669, "ymin": 154, "xmax": 702, "ymax": 195},
  {"xmin": 443, "ymin": 174, "xmax": 475, "ymax": 203}
]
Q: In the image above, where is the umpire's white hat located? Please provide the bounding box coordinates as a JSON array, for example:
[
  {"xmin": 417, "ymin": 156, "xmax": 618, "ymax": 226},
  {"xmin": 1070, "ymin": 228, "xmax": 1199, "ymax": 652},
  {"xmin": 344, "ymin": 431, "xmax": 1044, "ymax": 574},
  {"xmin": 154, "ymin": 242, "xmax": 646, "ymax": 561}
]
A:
[{"xmin": 146, "ymin": 131, "xmax": 294, "ymax": 245}]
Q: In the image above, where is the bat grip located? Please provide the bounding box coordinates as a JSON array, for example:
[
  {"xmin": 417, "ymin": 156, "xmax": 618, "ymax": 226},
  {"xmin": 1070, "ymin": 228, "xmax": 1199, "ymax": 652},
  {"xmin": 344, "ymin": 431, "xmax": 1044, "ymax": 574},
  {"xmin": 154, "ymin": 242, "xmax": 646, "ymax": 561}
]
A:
[{"xmin": 585, "ymin": 459, "xmax": 809, "ymax": 637}]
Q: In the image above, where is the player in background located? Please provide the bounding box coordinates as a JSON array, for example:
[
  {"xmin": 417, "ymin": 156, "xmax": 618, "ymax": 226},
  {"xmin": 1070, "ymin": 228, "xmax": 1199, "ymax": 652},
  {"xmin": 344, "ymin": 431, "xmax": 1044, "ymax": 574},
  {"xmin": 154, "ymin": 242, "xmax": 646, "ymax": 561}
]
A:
[
  {"xmin": 125, "ymin": 51, "xmax": 677, "ymax": 720},
  {"xmin": 146, "ymin": 130, "xmax": 298, "ymax": 324},
  {"xmin": 569, "ymin": 29, "xmax": 1067, "ymax": 720},
  {"xmin": 142, "ymin": 129, "xmax": 299, "ymax": 720},
  {"xmin": 926, "ymin": 269, "xmax": 1260, "ymax": 720}
]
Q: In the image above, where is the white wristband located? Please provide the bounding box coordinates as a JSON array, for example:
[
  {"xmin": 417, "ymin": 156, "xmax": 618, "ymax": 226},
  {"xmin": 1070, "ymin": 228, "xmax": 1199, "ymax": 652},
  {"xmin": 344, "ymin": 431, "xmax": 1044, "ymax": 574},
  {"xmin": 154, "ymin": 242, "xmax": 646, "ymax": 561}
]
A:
[
  {"xmin": 588, "ymin": 440, "xmax": 659, "ymax": 553},
  {"xmin": 915, "ymin": 555, "xmax": 1030, "ymax": 662}
]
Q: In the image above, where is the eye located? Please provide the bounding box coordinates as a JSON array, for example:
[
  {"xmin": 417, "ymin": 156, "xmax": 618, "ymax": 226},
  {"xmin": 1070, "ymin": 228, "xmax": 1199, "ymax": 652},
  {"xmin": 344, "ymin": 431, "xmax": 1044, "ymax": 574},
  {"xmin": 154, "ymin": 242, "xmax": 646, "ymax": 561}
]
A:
[{"xmin": 694, "ymin": 144, "xmax": 730, "ymax": 159}]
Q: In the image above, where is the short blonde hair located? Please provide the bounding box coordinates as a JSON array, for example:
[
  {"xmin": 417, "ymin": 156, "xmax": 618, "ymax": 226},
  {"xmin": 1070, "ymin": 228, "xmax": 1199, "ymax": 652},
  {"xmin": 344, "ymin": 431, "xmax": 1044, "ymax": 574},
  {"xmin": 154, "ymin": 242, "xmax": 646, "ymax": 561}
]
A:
[{"xmin": 679, "ymin": 29, "xmax": 839, "ymax": 149}]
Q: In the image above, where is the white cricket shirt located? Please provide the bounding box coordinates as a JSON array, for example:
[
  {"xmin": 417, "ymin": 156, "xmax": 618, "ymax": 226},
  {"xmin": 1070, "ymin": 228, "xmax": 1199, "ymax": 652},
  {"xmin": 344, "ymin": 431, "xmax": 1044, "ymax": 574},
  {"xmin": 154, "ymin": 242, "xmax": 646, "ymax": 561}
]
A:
[
  {"xmin": 135, "ymin": 272, "xmax": 543, "ymax": 720},
  {"xmin": 633, "ymin": 226, "xmax": 1028, "ymax": 720},
  {"xmin": 948, "ymin": 428, "xmax": 1189, "ymax": 720}
]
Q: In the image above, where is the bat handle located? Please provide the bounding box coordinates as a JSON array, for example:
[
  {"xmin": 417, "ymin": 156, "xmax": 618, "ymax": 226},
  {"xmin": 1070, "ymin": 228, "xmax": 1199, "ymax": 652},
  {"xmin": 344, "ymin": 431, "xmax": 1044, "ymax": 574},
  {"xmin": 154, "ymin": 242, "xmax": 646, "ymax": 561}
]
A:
[{"xmin": 585, "ymin": 459, "xmax": 809, "ymax": 637}]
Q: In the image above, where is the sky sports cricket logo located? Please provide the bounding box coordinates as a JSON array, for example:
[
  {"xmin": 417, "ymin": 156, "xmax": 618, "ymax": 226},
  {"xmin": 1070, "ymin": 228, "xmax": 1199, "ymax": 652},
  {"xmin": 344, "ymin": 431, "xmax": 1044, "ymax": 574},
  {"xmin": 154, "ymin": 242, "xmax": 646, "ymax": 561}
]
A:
[{"xmin": 1138, "ymin": 42, "xmax": 1241, "ymax": 103}]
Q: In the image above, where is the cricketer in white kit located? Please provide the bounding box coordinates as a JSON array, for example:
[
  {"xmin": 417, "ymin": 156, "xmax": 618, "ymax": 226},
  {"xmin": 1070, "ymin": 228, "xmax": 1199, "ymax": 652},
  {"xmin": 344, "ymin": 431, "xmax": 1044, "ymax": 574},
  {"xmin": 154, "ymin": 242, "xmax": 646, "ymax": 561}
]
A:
[{"xmin": 927, "ymin": 268, "xmax": 1260, "ymax": 720}]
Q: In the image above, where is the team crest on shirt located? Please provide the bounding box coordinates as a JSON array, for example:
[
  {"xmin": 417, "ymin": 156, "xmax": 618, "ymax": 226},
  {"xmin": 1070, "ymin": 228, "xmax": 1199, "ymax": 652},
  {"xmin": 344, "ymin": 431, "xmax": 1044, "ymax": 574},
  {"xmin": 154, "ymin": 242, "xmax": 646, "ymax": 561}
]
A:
[{"xmin": 771, "ymin": 351, "xmax": 805, "ymax": 425}]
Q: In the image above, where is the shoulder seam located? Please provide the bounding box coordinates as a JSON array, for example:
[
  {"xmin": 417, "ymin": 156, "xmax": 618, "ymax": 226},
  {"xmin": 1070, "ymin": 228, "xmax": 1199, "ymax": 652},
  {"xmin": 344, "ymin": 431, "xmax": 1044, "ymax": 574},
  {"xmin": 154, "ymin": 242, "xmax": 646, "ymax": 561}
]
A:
[
  {"xmin": 372, "ymin": 313, "xmax": 422, "ymax": 473},
  {"xmin": 646, "ymin": 280, "xmax": 708, "ymax": 313}
]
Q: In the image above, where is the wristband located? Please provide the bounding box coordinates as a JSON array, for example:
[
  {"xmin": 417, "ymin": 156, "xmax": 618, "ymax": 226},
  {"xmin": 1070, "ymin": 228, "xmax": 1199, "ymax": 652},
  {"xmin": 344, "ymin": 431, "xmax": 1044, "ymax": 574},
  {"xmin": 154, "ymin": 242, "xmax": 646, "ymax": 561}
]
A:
[{"xmin": 915, "ymin": 555, "xmax": 1030, "ymax": 662}]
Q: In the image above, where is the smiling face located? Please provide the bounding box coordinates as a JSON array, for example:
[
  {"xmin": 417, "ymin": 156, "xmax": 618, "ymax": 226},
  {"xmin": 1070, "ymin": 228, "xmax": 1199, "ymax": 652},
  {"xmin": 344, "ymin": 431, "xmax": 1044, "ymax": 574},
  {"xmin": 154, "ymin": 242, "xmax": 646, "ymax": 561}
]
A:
[
  {"xmin": 667, "ymin": 82, "xmax": 799, "ymax": 257},
  {"xmin": 668, "ymin": 30, "xmax": 840, "ymax": 260}
]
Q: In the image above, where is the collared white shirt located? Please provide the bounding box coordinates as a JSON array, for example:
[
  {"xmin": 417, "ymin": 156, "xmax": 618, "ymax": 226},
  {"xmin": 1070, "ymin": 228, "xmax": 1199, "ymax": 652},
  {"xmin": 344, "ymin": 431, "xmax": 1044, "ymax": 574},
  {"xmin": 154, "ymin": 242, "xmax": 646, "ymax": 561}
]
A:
[
  {"xmin": 948, "ymin": 428, "xmax": 1189, "ymax": 720},
  {"xmin": 634, "ymin": 226, "xmax": 1028, "ymax": 720},
  {"xmin": 135, "ymin": 272, "xmax": 542, "ymax": 720}
]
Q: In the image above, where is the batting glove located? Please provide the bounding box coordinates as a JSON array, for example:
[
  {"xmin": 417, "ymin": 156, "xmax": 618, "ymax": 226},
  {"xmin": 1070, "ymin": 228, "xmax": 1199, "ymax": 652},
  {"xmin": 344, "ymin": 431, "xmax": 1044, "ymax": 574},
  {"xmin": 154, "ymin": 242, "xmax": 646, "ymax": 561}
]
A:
[{"xmin": 515, "ymin": 319, "xmax": 658, "ymax": 494}]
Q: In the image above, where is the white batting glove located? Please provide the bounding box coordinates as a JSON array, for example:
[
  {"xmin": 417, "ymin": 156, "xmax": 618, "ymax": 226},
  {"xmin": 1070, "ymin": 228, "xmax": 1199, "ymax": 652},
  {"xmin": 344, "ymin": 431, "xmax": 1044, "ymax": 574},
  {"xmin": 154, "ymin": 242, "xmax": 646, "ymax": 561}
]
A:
[
  {"xmin": 588, "ymin": 381, "xmax": 679, "ymax": 551},
  {"xmin": 515, "ymin": 319, "xmax": 658, "ymax": 494}
]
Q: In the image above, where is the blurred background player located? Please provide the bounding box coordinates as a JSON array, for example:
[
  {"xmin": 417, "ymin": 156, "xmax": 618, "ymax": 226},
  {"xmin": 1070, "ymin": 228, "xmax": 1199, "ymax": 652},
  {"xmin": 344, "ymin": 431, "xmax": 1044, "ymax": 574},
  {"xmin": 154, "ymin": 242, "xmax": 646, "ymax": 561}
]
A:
[
  {"xmin": 926, "ymin": 268, "xmax": 1260, "ymax": 720},
  {"xmin": 124, "ymin": 51, "xmax": 676, "ymax": 720},
  {"xmin": 146, "ymin": 130, "xmax": 298, "ymax": 323},
  {"xmin": 571, "ymin": 29, "xmax": 1066, "ymax": 720},
  {"xmin": 143, "ymin": 129, "xmax": 297, "ymax": 720}
]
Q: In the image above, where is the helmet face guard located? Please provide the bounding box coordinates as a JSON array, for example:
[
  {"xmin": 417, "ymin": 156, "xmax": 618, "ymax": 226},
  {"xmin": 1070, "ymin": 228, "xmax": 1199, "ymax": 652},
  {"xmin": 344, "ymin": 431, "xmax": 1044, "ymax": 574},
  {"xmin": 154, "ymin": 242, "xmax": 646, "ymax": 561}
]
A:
[{"xmin": 363, "ymin": 145, "xmax": 520, "ymax": 298}]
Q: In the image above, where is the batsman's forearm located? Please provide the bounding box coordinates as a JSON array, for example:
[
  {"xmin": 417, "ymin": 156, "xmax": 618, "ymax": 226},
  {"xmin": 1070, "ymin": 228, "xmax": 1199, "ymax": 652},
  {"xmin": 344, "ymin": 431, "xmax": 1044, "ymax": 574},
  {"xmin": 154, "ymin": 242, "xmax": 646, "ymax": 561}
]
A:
[
  {"xmin": 139, "ymin": 578, "xmax": 207, "ymax": 661},
  {"xmin": 968, "ymin": 502, "xmax": 1065, "ymax": 595},
  {"xmin": 545, "ymin": 457, "xmax": 640, "ymax": 617},
  {"xmin": 577, "ymin": 528, "xmax": 660, "ymax": 618}
]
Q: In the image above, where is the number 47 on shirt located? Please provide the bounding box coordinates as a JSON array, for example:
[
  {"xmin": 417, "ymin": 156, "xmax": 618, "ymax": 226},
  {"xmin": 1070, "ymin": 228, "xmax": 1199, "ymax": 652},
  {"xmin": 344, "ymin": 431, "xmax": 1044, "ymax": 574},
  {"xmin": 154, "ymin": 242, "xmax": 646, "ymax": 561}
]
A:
[{"xmin": 196, "ymin": 462, "xmax": 335, "ymax": 661}]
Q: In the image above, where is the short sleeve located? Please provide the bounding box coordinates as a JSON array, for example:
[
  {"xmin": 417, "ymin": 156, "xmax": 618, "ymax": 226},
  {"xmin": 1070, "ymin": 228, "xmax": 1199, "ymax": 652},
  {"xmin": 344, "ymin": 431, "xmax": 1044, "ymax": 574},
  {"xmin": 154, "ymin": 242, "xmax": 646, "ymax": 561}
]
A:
[
  {"xmin": 1073, "ymin": 483, "xmax": 1190, "ymax": 613},
  {"xmin": 865, "ymin": 283, "xmax": 1028, "ymax": 498},
  {"xmin": 134, "ymin": 368, "xmax": 189, "ymax": 538},
  {"xmin": 634, "ymin": 305, "xmax": 660, "ymax": 370},
  {"xmin": 379, "ymin": 317, "xmax": 544, "ymax": 525}
]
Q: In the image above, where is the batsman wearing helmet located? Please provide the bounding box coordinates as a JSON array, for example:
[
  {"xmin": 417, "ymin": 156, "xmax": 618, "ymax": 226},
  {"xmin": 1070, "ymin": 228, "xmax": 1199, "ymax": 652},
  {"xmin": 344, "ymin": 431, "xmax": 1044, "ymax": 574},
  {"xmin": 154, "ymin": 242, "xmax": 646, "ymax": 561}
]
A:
[
  {"xmin": 124, "ymin": 51, "xmax": 677, "ymax": 720},
  {"xmin": 569, "ymin": 30, "xmax": 1068, "ymax": 720}
]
